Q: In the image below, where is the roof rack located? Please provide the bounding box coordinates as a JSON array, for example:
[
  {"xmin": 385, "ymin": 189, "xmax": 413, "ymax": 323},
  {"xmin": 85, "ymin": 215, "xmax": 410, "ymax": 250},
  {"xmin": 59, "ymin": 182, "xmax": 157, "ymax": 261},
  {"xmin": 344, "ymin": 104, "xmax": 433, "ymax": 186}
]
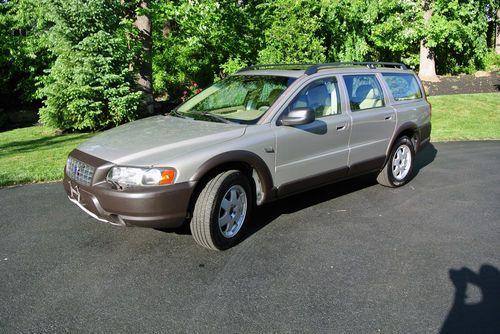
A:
[
  {"xmin": 304, "ymin": 62, "xmax": 407, "ymax": 75},
  {"xmin": 237, "ymin": 63, "xmax": 314, "ymax": 73},
  {"xmin": 237, "ymin": 62, "xmax": 407, "ymax": 75}
]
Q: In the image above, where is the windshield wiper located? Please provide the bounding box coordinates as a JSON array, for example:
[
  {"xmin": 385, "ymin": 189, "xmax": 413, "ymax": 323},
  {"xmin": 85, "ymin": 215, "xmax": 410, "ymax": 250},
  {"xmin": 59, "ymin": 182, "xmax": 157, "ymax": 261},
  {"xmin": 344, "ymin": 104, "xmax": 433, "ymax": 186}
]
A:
[
  {"xmin": 169, "ymin": 109, "xmax": 234, "ymax": 124},
  {"xmin": 200, "ymin": 112, "xmax": 234, "ymax": 124}
]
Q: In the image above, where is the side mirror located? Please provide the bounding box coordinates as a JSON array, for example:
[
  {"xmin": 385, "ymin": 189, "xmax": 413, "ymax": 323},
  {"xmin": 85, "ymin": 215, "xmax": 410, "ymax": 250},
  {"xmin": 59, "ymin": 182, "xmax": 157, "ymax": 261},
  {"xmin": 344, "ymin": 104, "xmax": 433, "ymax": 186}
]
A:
[{"xmin": 281, "ymin": 108, "xmax": 315, "ymax": 126}]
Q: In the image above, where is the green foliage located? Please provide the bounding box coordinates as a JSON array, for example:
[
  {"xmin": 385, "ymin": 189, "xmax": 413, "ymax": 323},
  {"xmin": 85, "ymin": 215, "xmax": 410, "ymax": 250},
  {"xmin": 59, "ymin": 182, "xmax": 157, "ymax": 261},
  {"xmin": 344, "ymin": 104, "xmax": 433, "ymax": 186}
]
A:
[
  {"xmin": 2, "ymin": 0, "xmax": 499, "ymax": 125},
  {"xmin": 318, "ymin": 0, "xmax": 424, "ymax": 68},
  {"xmin": 368, "ymin": 0, "xmax": 423, "ymax": 68},
  {"xmin": 0, "ymin": 0, "xmax": 52, "ymax": 108},
  {"xmin": 151, "ymin": 0, "xmax": 260, "ymax": 103},
  {"xmin": 33, "ymin": 0, "xmax": 143, "ymax": 130},
  {"xmin": 483, "ymin": 49, "xmax": 500, "ymax": 70},
  {"xmin": 219, "ymin": 57, "xmax": 249, "ymax": 78},
  {"xmin": 38, "ymin": 31, "xmax": 143, "ymax": 130},
  {"xmin": 257, "ymin": 0, "xmax": 326, "ymax": 64},
  {"xmin": 427, "ymin": 0, "xmax": 498, "ymax": 74}
]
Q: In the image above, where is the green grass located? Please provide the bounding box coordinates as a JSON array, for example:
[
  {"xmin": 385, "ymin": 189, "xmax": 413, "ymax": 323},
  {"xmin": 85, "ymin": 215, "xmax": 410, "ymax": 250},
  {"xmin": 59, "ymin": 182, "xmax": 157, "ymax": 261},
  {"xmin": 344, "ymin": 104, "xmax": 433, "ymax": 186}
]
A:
[
  {"xmin": 0, "ymin": 92, "xmax": 498, "ymax": 187},
  {"xmin": 0, "ymin": 126, "xmax": 95, "ymax": 187},
  {"xmin": 428, "ymin": 93, "xmax": 500, "ymax": 141}
]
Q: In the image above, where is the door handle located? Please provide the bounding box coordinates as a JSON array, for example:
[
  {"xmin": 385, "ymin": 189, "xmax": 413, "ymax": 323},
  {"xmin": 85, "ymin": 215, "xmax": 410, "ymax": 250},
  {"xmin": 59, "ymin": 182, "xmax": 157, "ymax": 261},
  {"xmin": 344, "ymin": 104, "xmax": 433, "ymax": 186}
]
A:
[
  {"xmin": 336, "ymin": 123, "xmax": 347, "ymax": 131},
  {"xmin": 384, "ymin": 115, "xmax": 393, "ymax": 120}
]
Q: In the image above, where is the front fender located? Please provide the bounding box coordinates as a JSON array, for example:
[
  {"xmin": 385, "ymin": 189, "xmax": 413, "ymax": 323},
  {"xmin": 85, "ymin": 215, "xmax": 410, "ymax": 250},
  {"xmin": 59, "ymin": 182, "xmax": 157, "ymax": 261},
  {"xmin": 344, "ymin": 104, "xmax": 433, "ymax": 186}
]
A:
[{"xmin": 190, "ymin": 150, "xmax": 275, "ymax": 204}]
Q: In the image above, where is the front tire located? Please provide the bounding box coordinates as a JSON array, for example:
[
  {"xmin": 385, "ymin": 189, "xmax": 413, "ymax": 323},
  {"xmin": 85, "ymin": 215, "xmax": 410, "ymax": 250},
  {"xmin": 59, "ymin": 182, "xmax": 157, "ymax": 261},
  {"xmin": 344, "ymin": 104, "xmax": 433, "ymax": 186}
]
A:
[
  {"xmin": 377, "ymin": 136, "xmax": 415, "ymax": 187},
  {"xmin": 190, "ymin": 170, "xmax": 252, "ymax": 250}
]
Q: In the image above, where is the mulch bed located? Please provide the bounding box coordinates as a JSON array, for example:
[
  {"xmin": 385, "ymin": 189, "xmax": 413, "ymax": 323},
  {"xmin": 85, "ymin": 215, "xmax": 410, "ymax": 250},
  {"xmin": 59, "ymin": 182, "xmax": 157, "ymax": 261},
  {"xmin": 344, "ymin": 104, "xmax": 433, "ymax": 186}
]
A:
[{"xmin": 422, "ymin": 71, "xmax": 500, "ymax": 96}]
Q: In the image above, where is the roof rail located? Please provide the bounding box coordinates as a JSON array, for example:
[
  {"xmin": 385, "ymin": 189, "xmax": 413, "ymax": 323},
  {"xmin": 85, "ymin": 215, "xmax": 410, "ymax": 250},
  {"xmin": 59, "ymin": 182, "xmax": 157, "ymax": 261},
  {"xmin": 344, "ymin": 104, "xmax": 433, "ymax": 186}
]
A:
[
  {"xmin": 237, "ymin": 61, "xmax": 408, "ymax": 75},
  {"xmin": 304, "ymin": 62, "xmax": 407, "ymax": 75},
  {"xmin": 237, "ymin": 63, "xmax": 314, "ymax": 73}
]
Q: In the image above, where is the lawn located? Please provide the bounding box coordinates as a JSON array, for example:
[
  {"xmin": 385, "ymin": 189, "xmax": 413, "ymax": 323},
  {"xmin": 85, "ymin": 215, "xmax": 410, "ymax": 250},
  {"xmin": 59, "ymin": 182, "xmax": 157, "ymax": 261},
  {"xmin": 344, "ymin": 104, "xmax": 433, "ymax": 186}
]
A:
[
  {"xmin": 0, "ymin": 92, "xmax": 498, "ymax": 187},
  {"xmin": 428, "ymin": 92, "xmax": 500, "ymax": 141},
  {"xmin": 0, "ymin": 126, "xmax": 94, "ymax": 187}
]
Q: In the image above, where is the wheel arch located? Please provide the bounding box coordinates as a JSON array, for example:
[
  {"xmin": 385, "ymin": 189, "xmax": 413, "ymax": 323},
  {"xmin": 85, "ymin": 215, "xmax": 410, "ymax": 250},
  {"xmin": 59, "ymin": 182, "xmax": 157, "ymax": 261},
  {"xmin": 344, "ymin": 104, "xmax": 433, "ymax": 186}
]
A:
[
  {"xmin": 189, "ymin": 150, "xmax": 274, "ymax": 207},
  {"xmin": 387, "ymin": 122, "xmax": 419, "ymax": 155}
]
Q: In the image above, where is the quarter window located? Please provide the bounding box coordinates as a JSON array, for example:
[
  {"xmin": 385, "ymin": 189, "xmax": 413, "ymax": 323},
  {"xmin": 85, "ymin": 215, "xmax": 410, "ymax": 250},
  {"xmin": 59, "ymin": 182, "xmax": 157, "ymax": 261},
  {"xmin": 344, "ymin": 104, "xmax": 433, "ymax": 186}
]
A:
[
  {"xmin": 344, "ymin": 75, "xmax": 385, "ymax": 111},
  {"xmin": 287, "ymin": 77, "xmax": 341, "ymax": 118},
  {"xmin": 382, "ymin": 73, "xmax": 422, "ymax": 101}
]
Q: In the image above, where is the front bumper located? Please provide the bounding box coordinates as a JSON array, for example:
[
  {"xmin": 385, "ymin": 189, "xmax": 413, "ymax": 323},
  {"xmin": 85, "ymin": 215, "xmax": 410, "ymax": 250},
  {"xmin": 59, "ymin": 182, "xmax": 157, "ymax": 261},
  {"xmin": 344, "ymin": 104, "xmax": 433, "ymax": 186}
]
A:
[{"xmin": 63, "ymin": 150, "xmax": 196, "ymax": 228}]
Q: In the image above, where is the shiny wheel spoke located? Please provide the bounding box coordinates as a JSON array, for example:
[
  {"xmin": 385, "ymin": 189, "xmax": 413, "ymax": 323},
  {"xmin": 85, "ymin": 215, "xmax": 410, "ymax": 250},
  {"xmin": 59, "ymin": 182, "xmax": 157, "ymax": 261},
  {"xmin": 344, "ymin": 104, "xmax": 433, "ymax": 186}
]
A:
[
  {"xmin": 218, "ymin": 184, "xmax": 248, "ymax": 238},
  {"xmin": 391, "ymin": 144, "xmax": 412, "ymax": 181},
  {"xmin": 230, "ymin": 189, "xmax": 238, "ymax": 204},
  {"xmin": 219, "ymin": 213, "xmax": 232, "ymax": 230},
  {"xmin": 220, "ymin": 198, "xmax": 231, "ymax": 214}
]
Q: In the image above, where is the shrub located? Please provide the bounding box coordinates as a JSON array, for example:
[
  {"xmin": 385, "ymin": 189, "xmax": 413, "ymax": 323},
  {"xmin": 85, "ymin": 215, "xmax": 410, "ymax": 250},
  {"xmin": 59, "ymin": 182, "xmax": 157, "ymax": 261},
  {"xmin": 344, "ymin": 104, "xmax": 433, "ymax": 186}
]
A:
[{"xmin": 38, "ymin": 31, "xmax": 142, "ymax": 131}]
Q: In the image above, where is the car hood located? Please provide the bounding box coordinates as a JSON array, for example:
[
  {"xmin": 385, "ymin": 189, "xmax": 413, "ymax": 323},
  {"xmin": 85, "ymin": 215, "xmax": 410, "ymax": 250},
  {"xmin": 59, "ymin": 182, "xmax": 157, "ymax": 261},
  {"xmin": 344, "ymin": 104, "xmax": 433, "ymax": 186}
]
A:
[{"xmin": 77, "ymin": 115, "xmax": 246, "ymax": 166}]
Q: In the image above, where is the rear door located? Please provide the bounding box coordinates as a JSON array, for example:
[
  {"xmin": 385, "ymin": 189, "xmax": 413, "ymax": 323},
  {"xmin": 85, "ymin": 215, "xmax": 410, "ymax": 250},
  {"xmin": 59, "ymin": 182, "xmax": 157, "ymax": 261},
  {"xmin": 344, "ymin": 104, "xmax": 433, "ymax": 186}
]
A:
[{"xmin": 342, "ymin": 74, "xmax": 396, "ymax": 173}]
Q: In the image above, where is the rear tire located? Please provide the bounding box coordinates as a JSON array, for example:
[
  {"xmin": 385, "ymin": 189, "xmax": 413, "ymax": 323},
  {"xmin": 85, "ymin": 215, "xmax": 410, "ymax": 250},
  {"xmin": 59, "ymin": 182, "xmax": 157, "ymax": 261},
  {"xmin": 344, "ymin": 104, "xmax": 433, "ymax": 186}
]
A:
[
  {"xmin": 377, "ymin": 136, "xmax": 415, "ymax": 187},
  {"xmin": 190, "ymin": 170, "xmax": 252, "ymax": 250}
]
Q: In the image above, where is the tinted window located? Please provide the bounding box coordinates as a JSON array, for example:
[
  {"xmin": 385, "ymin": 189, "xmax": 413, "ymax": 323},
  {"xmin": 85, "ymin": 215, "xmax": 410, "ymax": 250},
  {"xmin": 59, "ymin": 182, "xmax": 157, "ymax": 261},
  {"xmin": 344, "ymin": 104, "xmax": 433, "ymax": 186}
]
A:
[
  {"xmin": 344, "ymin": 75, "xmax": 385, "ymax": 111},
  {"xmin": 382, "ymin": 73, "xmax": 422, "ymax": 101},
  {"xmin": 287, "ymin": 77, "xmax": 341, "ymax": 118}
]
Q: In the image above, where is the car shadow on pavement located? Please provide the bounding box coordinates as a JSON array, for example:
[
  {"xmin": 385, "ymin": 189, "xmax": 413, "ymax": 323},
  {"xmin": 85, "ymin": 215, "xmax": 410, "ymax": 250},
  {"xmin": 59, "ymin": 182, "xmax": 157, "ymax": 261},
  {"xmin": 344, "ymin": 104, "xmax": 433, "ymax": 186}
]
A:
[
  {"xmin": 440, "ymin": 264, "xmax": 500, "ymax": 334},
  {"xmin": 248, "ymin": 174, "xmax": 377, "ymax": 238},
  {"xmin": 413, "ymin": 143, "xmax": 437, "ymax": 177},
  {"xmin": 246, "ymin": 143, "xmax": 438, "ymax": 240}
]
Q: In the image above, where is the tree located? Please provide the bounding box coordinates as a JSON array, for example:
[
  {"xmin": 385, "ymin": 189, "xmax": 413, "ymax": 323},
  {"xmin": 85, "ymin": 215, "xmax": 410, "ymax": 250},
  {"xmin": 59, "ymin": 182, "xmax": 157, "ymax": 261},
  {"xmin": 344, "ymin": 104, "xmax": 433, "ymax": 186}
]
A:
[
  {"xmin": 419, "ymin": 0, "xmax": 439, "ymax": 82},
  {"xmin": 496, "ymin": 8, "xmax": 500, "ymax": 54},
  {"xmin": 36, "ymin": 0, "xmax": 143, "ymax": 130},
  {"xmin": 151, "ymin": 0, "xmax": 261, "ymax": 103},
  {"xmin": 2, "ymin": 0, "xmax": 499, "ymax": 128},
  {"xmin": 257, "ymin": 0, "xmax": 326, "ymax": 64},
  {"xmin": 0, "ymin": 0, "xmax": 52, "ymax": 110},
  {"xmin": 134, "ymin": 0, "xmax": 153, "ymax": 114}
]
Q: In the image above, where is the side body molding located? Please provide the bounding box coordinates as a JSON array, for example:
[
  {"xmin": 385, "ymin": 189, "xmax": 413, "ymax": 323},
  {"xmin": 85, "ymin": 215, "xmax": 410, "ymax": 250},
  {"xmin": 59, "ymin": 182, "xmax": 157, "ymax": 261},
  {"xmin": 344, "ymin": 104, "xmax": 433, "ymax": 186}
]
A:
[{"xmin": 190, "ymin": 150, "xmax": 275, "ymax": 205}]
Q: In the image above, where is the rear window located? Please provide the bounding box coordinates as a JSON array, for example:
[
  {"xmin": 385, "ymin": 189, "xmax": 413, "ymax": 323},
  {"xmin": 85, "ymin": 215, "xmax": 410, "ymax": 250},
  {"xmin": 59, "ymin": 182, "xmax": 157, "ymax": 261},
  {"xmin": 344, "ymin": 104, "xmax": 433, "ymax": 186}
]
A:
[{"xmin": 382, "ymin": 73, "xmax": 422, "ymax": 101}]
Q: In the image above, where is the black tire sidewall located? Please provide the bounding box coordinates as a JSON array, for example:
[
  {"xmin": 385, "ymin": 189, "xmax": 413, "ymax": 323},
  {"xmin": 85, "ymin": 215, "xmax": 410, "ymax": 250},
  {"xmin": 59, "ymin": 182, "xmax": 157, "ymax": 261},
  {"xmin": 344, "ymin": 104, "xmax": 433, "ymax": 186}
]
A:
[
  {"xmin": 388, "ymin": 137, "xmax": 415, "ymax": 187},
  {"xmin": 209, "ymin": 171, "xmax": 252, "ymax": 250}
]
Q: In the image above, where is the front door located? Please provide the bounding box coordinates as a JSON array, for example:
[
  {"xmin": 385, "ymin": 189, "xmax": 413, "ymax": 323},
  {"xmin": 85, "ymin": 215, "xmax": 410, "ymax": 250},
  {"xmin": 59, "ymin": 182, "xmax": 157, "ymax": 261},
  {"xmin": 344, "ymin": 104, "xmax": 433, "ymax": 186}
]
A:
[{"xmin": 273, "ymin": 77, "xmax": 351, "ymax": 195}]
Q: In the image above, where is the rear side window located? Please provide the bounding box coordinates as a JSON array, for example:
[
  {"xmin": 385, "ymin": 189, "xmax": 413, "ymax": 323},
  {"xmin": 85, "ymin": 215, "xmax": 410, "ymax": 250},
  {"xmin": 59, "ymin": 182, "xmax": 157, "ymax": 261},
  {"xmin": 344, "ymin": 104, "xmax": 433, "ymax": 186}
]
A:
[
  {"xmin": 382, "ymin": 73, "xmax": 422, "ymax": 101},
  {"xmin": 343, "ymin": 75, "xmax": 385, "ymax": 111}
]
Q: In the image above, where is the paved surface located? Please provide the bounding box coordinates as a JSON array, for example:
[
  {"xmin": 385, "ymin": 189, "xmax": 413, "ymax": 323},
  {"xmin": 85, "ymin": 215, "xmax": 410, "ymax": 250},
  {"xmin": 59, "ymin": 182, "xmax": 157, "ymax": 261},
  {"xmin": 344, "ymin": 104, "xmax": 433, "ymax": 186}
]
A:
[{"xmin": 1, "ymin": 142, "xmax": 499, "ymax": 333}]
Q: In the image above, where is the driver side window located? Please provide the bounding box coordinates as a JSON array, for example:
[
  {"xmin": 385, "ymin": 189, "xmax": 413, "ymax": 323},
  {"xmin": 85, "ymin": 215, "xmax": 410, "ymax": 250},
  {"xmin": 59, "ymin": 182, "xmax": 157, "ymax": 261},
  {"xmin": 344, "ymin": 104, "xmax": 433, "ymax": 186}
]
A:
[{"xmin": 287, "ymin": 77, "xmax": 341, "ymax": 118}]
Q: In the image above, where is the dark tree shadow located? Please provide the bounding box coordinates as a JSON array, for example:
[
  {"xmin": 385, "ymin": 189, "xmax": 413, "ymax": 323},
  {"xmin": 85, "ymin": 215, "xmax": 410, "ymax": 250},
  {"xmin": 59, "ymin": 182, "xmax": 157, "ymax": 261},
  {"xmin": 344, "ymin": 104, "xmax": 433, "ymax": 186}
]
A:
[
  {"xmin": 0, "ymin": 134, "xmax": 93, "ymax": 157},
  {"xmin": 441, "ymin": 264, "xmax": 500, "ymax": 334}
]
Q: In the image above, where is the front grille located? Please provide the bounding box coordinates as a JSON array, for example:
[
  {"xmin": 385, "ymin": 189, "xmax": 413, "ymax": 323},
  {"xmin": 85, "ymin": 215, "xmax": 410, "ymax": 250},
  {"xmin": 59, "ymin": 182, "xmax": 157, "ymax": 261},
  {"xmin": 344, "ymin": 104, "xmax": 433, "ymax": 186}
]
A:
[{"xmin": 66, "ymin": 156, "xmax": 95, "ymax": 186}]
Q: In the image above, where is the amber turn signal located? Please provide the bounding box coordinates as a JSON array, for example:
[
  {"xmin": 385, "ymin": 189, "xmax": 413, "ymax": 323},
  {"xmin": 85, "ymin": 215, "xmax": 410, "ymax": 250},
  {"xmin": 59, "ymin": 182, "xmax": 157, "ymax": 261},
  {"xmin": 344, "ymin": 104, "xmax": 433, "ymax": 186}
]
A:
[{"xmin": 159, "ymin": 169, "xmax": 176, "ymax": 185}]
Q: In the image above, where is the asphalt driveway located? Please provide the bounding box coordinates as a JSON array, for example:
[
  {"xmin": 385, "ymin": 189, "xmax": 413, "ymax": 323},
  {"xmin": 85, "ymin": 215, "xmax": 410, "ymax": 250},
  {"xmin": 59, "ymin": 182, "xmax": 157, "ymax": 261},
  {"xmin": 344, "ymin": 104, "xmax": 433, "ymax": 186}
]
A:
[{"xmin": 1, "ymin": 141, "xmax": 499, "ymax": 333}]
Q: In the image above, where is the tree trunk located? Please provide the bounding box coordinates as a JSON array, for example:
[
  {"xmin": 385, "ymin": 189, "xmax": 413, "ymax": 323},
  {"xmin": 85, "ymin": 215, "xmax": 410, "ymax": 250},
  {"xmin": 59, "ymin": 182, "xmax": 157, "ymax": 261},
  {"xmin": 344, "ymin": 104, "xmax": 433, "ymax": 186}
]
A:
[
  {"xmin": 419, "ymin": 0, "xmax": 439, "ymax": 82},
  {"xmin": 496, "ymin": 8, "xmax": 500, "ymax": 54},
  {"xmin": 135, "ymin": 0, "xmax": 154, "ymax": 114}
]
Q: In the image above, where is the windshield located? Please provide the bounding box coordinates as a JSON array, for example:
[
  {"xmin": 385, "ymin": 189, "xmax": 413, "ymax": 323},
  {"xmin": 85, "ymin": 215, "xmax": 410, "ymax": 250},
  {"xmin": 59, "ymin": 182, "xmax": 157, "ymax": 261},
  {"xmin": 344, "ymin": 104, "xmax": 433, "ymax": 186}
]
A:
[{"xmin": 175, "ymin": 75, "xmax": 295, "ymax": 124}]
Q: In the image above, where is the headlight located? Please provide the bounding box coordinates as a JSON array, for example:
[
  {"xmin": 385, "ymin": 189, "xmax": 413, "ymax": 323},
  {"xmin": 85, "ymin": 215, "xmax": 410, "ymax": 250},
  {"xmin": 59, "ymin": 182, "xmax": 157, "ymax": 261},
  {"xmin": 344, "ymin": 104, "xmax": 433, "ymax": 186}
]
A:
[{"xmin": 107, "ymin": 166, "xmax": 176, "ymax": 187}]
